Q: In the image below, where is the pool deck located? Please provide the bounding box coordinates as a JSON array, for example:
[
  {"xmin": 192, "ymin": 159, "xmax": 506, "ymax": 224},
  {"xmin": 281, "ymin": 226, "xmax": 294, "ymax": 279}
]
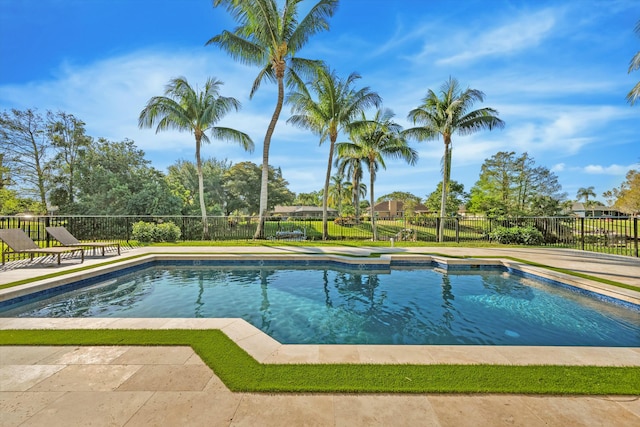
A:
[{"xmin": 1, "ymin": 246, "xmax": 639, "ymax": 426}]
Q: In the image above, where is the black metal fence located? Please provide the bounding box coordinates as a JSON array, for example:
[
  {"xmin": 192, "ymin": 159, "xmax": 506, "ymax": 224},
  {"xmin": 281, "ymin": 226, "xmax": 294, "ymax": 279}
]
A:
[{"xmin": 1, "ymin": 215, "xmax": 638, "ymax": 259}]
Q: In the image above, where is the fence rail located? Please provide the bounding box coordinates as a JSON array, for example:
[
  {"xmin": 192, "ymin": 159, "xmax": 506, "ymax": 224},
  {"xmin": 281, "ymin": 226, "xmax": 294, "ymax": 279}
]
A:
[{"xmin": 1, "ymin": 215, "xmax": 638, "ymax": 260}]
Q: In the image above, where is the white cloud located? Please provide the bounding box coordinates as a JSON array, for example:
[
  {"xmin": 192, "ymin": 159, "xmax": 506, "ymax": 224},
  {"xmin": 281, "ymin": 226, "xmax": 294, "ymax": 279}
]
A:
[
  {"xmin": 583, "ymin": 164, "xmax": 637, "ymax": 175},
  {"xmin": 434, "ymin": 9, "xmax": 557, "ymax": 66},
  {"xmin": 551, "ymin": 163, "xmax": 566, "ymax": 172}
]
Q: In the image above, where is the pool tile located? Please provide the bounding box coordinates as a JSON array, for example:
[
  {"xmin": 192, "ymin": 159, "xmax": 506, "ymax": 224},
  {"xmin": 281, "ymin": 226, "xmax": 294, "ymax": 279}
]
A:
[
  {"xmin": 356, "ymin": 345, "xmax": 435, "ymax": 364},
  {"xmin": 111, "ymin": 346, "xmax": 195, "ymax": 365},
  {"xmin": 494, "ymin": 346, "xmax": 583, "ymax": 365},
  {"xmin": 0, "ymin": 365, "xmax": 66, "ymax": 391},
  {"xmin": 15, "ymin": 391, "xmax": 153, "ymax": 427},
  {"xmin": 610, "ymin": 396, "xmax": 640, "ymax": 418},
  {"xmin": 425, "ymin": 346, "xmax": 511, "ymax": 365},
  {"xmin": 428, "ymin": 395, "xmax": 544, "ymax": 426},
  {"xmin": 0, "ymin": 391, "xmax": 66, "ymax": 427},
  {"xmin": 0, "ymin": 346, "xmax": 75, "ymax": 365},
  {"xmin": 264, "ymin": 345, "xmax": 321, "ymax": 363},
  {"xmin": 125, "ymin": 390, "xmax": 242, "ymax": 426},
  {"xmin": 44, "ymin": 346, "xmax": 129, "ymax": 365},
  {"xmin": 522, "ymin": 395, "xmax": 640, "ymax": 426},
  {"xmin": 234, "ymin": 332, "xmax": 282, "ymax": 363},
  {"xmin": 231, "ymin": 393, "xmax": 335, "ymax": 426},
  {"xmin": 29, "ymin": 364, "xmax": 141, "ymax": 391},
  {"xmin": 105, "ymin": 318, "xmax": 173, "ymax": 329},
  {"xmin": 334, "ymin": 394, "xmax": 439, "ymax": 427},
  {"xmin": 116, "ymin": 364, "xmax": 213, "ymax": 392},
  {"xmin": 220, "ymin": 319, "xmax": 265, "ymax": 342},
  {"xmin": 161, "ymin": 317, "xmax": 236, "ymax": 329},
  {"xmin": 318, "ymin": 345, "xmax": 361, "ymax": 363}
]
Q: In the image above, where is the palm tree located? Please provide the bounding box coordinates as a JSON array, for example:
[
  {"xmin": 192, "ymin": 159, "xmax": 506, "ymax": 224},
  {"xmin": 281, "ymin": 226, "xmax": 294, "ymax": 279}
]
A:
[
  {"xmin": 628, "ymin": 20, "xmax": 640, "ymax": 106},
  {"xmin": 337, "ymin": 108, "xmax": 418, "ymax": 240},
  {"xmin": 208, "ymin": 0, "xmax": 338, "ymax": 238},
  {"xmin": 287, "ymin": 67, "xmax": 381, "ymax": 239},
  {"xmin": 328, "ymin": 173, "xmax": 347, "ymax": 216},
  {"xmin": 404, "ymin": 77, "xmax": 504, "ymax": 242},
  {"xmin": 336, "ymin": 153, "xmax": 365, "ymax": 221},
  {"xmin": 576, "ymin": 186, "xmax": 596, "ymax": 204},
  {"xmin": 139, "ymin": 77, "xmax": 253, "ymax": 239}
]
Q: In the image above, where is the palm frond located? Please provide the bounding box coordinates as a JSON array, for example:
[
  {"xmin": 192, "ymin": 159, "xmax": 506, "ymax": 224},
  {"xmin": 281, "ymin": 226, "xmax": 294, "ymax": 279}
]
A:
[{"xmin": 288, "ymin": 0, "xmax": 338, "ymax": 53}]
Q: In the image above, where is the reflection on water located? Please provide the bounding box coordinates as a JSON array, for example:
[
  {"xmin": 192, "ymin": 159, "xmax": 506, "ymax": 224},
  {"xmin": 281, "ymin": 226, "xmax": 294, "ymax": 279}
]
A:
[{"xmin": 1, "ymin": 265, "xmax": 638, "ymax": 346}]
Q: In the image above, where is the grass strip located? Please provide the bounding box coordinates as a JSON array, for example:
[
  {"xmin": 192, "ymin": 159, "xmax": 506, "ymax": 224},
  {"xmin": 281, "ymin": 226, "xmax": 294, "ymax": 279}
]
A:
[{"xmin": 1, "ymin": 329, "xmax": 638, "ymax": 395}]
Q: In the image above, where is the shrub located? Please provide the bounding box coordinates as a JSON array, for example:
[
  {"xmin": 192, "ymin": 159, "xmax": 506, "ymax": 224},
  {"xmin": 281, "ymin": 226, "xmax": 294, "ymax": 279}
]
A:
[
  {"xmin": 132, "ymin": 221, "xmax": 181, "ymax": 243},
  {"xmin": 156, "ymin": 222, "xmax": 181, "ymax": 242},
  {"xmin": 489, "ymin": 225, "xmax": 543, "ymax": 245},
  {"xmin": 132, "ymin": 221, "xmax": 156, "ymax": 243}
]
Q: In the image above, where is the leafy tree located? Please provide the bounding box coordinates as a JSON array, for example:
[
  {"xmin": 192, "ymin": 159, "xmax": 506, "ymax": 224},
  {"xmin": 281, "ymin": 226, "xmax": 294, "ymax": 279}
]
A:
[
  {"xmin": 293, "ymin": 191, "xmax": 323, "ymax": 207},
  {"xmin": 467, "ymin": 151, "xmax": 564, "ymax": 216},
  {"xmin": 628, "ymin": 20, "xmax": 640, "ymax": 105},
  {"xmin": 376, "ymin": 191, "xmax": 422, "ymax": 203},
  {"xmin": 576, "ymin": 186, "xmax": 596, "ymax": 204},
  {"xmin": 606, "ymin": 169, "xmax": 640, "ymax": 214},
  {"xmin": 403, "ymin": 77, "xmax": 504, "ymax": 241},
  {"xmin": 166, "ymin": 158, "xmax": 232, "ymax": 215},
  {"xmin": 208, "ymin": 0, "xmax": 338, "ymax": 238},
  {"xmin": 223, "ymin": 161, "xmax": 294, "ymax": 215},
  {"xmin": 0, "ymin": 109, "xmax": 50, "ymax": 212},
  {"xmin": 73, "ymin": 138, "xmax": 181, "ymax": 215},
  {"xmin": 287, "ymin": 67, "xmax": 381, "ymax": 239},
  {"xmin": 425, "ymin": 180, "xmax": 467, "ymax": 216},
  {"xmin": 139, "ymin": 76, "xmax": 253, "ymax": 239},
  {"xmin": 46, "ymin": 111, "xmax": 91, "ymax": 209},
  {"xmin": 336, "ymin": 109, "xmax": 417, "ymax": 240}
]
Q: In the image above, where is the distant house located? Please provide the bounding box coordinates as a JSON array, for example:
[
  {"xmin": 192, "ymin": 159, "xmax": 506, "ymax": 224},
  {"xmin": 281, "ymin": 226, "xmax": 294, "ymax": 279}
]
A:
[
  {"xmin": 370, "ymin": 200, "xmax": 431, "ymax": 219},
  {"xmin": 271, "ymin": 205, "xmax": 338, "ymax": 218},
  {"xmin": 570, "ymin": 202, "xmax": 625, "ymax": 218}
]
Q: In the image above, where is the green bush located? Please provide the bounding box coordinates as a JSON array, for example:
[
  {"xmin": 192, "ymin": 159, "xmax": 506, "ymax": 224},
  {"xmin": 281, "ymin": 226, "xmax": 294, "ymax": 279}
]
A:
[
  {"xmin": 131, "ymin": 221, "xmax": 156, "ymax": 243},
  {"xmin": 489, "ymin": 226, "xmax": 543, "ymax": 245},
  {"xmin": 132, "ymin": 221, "xmax": 181, "ymax": 243},
  {"xmin": 156, "ymin": 222, "xmax": 181, "ymax": 242}
]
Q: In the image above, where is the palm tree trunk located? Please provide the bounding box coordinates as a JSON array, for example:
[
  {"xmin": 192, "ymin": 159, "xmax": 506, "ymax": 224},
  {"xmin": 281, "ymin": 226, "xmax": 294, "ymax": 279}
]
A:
[
  {"xmin": 370, "ymin": 164, "xmax": 377, "ymax": 241},
  {"xmin": 254, "ymin": 76, "xmax": 285, "ymax": 239},
  {"xmin": 322, "ymin": 138, "xmax": 336, "ymax": 240},
  {"xmin": 438, "ymin": 139, "xmax": 451, "ymax": 242},
  {"xmin": 196, "ymin": 137, "xmax": 209, "ymax": 240}
]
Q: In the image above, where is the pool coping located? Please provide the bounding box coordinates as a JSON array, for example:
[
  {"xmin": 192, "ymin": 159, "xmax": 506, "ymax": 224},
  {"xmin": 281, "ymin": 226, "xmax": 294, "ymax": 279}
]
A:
[{"xmin": 1, "ymin": 252, "xmax": 639, "ymax": 367}]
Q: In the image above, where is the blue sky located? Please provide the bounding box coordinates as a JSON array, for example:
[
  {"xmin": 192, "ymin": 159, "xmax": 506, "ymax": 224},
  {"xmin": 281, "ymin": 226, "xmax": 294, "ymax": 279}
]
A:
[{"xmin": 1, "ymin": 0, "xmax": 638, "ymax": 204}]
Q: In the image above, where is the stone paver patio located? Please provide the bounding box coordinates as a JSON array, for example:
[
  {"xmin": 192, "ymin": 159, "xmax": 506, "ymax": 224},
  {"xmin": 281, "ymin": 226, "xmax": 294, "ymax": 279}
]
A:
[{"xmin": 1, "ymin": 246, "xmax": 639, "ymax": 426}]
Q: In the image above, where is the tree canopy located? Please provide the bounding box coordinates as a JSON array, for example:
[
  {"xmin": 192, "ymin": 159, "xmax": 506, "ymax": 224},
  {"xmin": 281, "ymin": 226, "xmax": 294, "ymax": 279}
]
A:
[{"xmin": 467, "ymin": 151, "xmax": 565, "ymax": 216}]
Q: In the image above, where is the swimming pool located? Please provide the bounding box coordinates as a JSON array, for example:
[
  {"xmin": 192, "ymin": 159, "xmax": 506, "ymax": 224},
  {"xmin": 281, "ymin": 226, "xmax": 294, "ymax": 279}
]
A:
[{"xmin": 2, "ymin": 258, "xmax": 638, "ymax": 346}]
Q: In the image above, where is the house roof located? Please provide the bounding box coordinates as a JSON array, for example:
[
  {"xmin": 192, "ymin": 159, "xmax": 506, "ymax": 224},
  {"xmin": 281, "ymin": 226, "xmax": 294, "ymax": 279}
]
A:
[
  {"xmin": 372, "ymin": 200, "xmax": 431, "ymax": 213},
  {"xmin": 272, "ymin": 205, "xmax": 337, "ymax": 214}
]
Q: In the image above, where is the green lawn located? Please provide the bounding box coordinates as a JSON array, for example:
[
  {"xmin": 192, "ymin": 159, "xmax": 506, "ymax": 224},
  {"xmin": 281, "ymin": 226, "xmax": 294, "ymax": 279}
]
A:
[{"xmin": 1, "ymin": 329, "xmax": 638, "ymax": 395}]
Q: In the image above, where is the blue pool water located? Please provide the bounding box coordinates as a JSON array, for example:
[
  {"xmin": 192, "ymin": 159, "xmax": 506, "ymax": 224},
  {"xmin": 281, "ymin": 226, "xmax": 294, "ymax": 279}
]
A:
[{"xmin": 1, "ymin": 263, "xmax": 638, "ymax": 346}]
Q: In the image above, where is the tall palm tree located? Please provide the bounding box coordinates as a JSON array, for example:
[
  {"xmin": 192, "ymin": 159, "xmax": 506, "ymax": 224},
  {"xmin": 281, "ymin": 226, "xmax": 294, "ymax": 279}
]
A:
[
  {"xmin": 337, "ymin": 108, "xmax": 418, "ymax": 240},
  {"xmin": 328, "ymin": 173, "xmax": 347, "ymax": 216},
  {"xmin": 576, "ymin": 186, "xmax": 596, "ymax": 204},
  {"xmin": 336, "ymin": 153, "xmax": 365, "ymax": 221},
  {"xmin": 208, "ymin": 0, "xmax": 338, "ymax": 238},
  {"xmin": 139, "ymin": 76, "xmax": 253, "ymax": 239},
  {"xmin": 287, "ymin": 67, "xmax": 381, "ymax": 239},
  {"xmin": 404, "ymin": 77, "xmax": 504, "ymax": 242},
  {"xmin": 628, "ymin": 20, "xmax": 640, "ymax": 106}
]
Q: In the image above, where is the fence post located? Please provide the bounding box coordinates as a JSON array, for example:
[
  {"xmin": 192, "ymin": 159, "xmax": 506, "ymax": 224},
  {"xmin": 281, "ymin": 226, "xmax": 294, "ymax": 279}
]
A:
[
  {"xmin": 580, "ymin": 217, "xmax": 585, "ymax": 251},
  {"xmin": 455, "ymin": 217, "xmax": 460, "ymax": 243},
  {"xmin": 634, "ymin": 217, "xmax": 638, "ymax": 258},
  {"xmin": 44, "ymin": 216, "xmax": 51, "ymax": 247}
]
